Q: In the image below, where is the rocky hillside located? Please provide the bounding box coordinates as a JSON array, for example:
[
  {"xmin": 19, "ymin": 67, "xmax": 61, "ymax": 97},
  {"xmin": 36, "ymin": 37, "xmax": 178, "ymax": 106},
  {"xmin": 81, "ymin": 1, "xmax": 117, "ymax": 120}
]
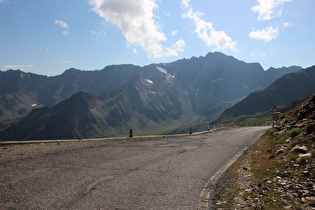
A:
[
  {"xmin": 214, "ymin": 94, "xmax": 315, "ymax": 209},
  {"xmin": 214, "ymin": 65, "xmax": 315, "ymax": 124}
]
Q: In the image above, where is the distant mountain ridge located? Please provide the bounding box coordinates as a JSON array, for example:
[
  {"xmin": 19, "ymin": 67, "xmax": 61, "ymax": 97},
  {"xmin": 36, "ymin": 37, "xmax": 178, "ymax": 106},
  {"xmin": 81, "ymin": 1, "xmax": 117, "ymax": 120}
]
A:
[
  {"xmin": 0, "ymin": 52, "xmax": 303, "ymax": 139},
  {"xmin": 214, "ymin": 65, "xmax": 315, "ymax": 124}
]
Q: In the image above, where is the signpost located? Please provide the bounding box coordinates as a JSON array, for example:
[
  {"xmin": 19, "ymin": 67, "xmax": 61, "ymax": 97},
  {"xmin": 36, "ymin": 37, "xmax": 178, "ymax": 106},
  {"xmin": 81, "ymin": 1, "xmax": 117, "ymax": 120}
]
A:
[{"xmin": 271, "ymin": 106, "xmax": 280, "ymax": 129}]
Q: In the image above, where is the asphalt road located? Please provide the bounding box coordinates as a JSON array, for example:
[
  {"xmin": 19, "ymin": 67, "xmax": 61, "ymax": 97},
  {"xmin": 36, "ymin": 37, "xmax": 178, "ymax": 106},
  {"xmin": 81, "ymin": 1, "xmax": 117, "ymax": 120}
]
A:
[{"xmin": 0, "ymin": 126, "xmax": 269, "ymax": 209}]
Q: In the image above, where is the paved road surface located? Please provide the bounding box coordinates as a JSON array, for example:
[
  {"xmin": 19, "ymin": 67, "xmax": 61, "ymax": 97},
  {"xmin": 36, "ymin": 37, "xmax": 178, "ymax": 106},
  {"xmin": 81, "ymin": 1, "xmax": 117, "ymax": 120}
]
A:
[{"xmin": 0, "ymin": 127, "xmax": 269, "ymax": 209}]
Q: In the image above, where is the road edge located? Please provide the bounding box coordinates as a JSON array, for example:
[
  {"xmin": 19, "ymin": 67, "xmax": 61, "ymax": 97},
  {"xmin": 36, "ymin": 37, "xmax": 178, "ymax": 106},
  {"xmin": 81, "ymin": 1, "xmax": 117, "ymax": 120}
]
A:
[
  {"xmin": 0, "ymin": 128, "xmax": 227, "ymax": 145},
  {"xmin": 198, "ymin": 130, "xmax": 268, "ymax": 209}
]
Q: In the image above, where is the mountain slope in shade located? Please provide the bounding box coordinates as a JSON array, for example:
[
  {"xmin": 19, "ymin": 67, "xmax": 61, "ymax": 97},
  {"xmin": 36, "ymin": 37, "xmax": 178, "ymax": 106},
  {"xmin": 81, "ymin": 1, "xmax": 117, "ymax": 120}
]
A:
[
  {"xmin": 214, "ymin": 65, "xmax": 315, "ymax": 124},
  {"xmin": 0, "ymin": 70, "xmax": 193, "ymax": 140},
  {"xmin": 0, "ymin": 92, "xmax": 108, "ymax": 140}
]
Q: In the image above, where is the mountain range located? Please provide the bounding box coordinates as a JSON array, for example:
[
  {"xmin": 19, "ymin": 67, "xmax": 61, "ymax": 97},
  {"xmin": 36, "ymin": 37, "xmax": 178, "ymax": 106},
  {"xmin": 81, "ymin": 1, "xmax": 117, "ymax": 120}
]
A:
[{"xmin": 0, "ymin": 52, "xmax": 305, "ymax": 140}]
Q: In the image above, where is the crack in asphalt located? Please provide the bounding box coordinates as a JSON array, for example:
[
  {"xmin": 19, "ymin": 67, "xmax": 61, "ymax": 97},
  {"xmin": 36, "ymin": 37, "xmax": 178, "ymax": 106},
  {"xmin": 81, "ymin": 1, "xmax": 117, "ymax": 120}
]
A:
[{"xmin": 82, "ymin": 175, "xmax": 115, "ymax": 196}]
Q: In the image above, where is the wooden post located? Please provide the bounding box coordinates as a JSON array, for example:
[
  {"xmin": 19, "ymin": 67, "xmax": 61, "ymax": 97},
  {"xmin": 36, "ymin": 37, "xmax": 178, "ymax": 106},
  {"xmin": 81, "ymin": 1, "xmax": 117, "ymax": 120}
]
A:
[
  {"xmin": 129, "ymin": 129, "xmax": 133, "ymax": 138},
  {"xmin": 189, "ymin": 127, "xmax": 192, "ymax": 135}
]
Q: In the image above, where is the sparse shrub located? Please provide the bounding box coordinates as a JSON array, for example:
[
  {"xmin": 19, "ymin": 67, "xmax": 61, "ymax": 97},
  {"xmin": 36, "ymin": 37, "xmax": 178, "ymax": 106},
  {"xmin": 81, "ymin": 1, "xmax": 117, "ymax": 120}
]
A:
[
  {"xmin": 290, "ymin": 139, "xmax": 299, "ymax": 147},
  {"xmin": 268, "ymin": 129, "xmax": 276, "ymax": 136},
  {"xmin": 276, "ymin": 125, "xmax": 286, "ymax": 132},
  {"xmin": 275, "ymin": 135, "xmax": 290, "ymax": 144},
  {"xmin": 283, "ymin": 118, "xmax": 290, "ymax": 124},
  {"xmin": 288, "ymin": 128, "xmax": 301, "ymax": 138},
  {"xmin": 288, "ymin": 153, "xmax": 299, "ymax": 161}
]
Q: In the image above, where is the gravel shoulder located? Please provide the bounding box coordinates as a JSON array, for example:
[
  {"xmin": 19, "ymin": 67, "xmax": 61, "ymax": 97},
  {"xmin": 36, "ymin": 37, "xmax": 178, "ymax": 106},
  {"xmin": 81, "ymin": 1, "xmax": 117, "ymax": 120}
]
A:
[{"xmin": 0, "ymin": 139, "xmax": 127, "ymax": 163}]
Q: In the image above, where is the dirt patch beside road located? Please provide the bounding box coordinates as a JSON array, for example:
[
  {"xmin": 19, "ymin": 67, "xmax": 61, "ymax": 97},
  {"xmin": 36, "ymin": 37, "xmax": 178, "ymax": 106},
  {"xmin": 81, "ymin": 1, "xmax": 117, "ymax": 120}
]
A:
[{"xmin": 0, "ymin": 140, "xmax": 116, "ymax": 163}]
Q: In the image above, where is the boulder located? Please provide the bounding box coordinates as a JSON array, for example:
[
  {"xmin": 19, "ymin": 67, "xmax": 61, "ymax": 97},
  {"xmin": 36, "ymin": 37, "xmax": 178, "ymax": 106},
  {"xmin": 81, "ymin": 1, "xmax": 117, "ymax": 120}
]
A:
[{"xmin": 290, "ymin": 145, "xmax": 308, "ymax": 154}]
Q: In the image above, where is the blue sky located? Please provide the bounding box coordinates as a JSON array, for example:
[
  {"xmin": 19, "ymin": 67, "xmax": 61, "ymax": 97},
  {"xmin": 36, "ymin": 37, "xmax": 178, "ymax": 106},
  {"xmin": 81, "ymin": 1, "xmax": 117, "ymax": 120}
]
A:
[{"xmin": 0, "ymin": 0, "xmax": 314, "ymax": 76}]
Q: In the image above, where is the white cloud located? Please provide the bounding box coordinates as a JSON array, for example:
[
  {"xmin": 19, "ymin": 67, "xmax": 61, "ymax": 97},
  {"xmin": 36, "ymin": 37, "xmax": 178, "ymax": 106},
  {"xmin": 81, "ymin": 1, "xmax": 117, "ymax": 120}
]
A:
[
  {"xmin": 54, "ymin": 20, "xmax": 69, "ymax": 29},
  {"xmin": 164, "ymin": 11, "xmax": 171, "ymax": 17},
  {"xmin": 249, "ymin": 26, "xmax": 279, "ymax": 42},
  {"xmin": 173, "ymin": 39, "xmax": 185, "ymax": 52},
  {"xmin": 1, "ymin": 64, "xmax": 34, "ymax": 70},
  {"xmin": 283, "ymin": 22, "xmax": 293, "ymax": 27},
  {"xmin": 87, "ymin": 30, "xmax": 106, "ymax": 36},
  {"xmin": 252, "ymin": 0, "xmax": 293, "ymax": 21},
  {"xmin": 90, "ymin": 0, "xmax": 184, "ymax": 58},
  {"xmin": 0, "ymin": 0, "xmax": 9, "ymax": 4},
  {"xmin": 251, "ymin": 51, "xmax": 266, "ymax": 57},
  {"xmin": 57, "ymin": 61, "xmax": 72, "ymax": 64},
  {"xmin": 62, "ymin": 30, "xmax": 70, "ymax": 35},
  {"xmin": 171, "ymin": 30, "xmax": 178, "ymax": 36},
  {"xmin": 164, "ymin": 39, "xmax": 185, "ymax": 57},
  {"xmin": 163, "ymin": 48, "xmax": 178, "ymax": 57},
  {"xmin": 181, "ymin": 0, "xmax": 190, "ymax": 9},
  {"xmin": 55, "ymin": 20, "xmax": 70, "ymax": 35},
  {"xmin": 88, "ymin": 30, "xmax": 96, "ymax": 35},
  {"xmin": 182, "ymin": 8, "xmax": 237, "ymax": 51}
]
